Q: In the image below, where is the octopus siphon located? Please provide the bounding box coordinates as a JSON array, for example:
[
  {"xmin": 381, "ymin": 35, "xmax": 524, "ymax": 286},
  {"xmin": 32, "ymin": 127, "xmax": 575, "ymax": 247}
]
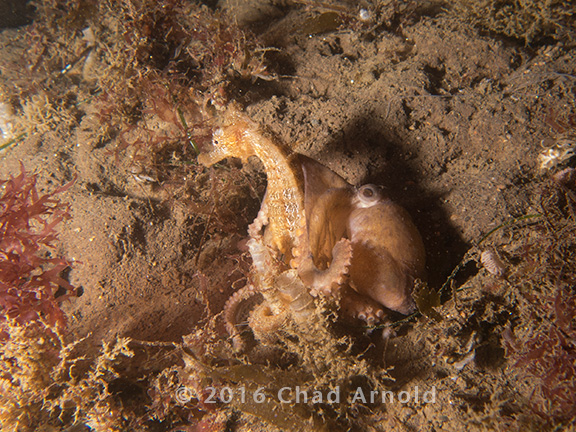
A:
[{"xmin": 198, "ymin": 107, "xmax": 426, "ymax": 351}]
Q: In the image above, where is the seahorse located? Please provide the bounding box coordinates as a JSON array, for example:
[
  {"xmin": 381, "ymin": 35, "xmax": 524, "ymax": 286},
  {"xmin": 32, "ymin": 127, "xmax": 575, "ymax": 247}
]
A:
[{"xmin": 198, "ymin": 108, "xmax": 305, "ymax": 262}]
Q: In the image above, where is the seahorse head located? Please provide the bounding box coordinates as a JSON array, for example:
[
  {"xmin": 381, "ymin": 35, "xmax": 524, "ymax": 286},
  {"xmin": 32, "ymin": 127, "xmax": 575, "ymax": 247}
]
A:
[{"xmin": 198, "ymin": 115, "xmax": 257, "ymax": 166}]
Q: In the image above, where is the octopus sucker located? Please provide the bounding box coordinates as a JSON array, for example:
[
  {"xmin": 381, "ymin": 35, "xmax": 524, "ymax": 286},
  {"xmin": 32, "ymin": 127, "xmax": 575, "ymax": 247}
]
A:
[
  {"xmin": 339, "ymin": 286, "xmax": 385, "ymax": 324},
  {"xmin": 199, "ymin": 107, "xmax": 426, "ymax": 348},
  {"xmin": 247, "ymin": 202, "xmax": 269, "ymax": 240}
]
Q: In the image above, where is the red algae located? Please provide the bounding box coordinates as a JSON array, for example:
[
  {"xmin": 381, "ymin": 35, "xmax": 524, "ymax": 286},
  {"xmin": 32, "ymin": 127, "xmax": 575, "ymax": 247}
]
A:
[{"xmin": 0, "ymin": 165, "xmax": 76, "ymax": 333}]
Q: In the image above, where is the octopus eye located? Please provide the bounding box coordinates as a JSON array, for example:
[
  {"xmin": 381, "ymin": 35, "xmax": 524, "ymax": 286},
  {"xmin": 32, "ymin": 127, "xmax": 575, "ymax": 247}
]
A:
[
  {"xmin": 356, "ymin": 184, "xmax": 381, "ymax": 207},
  {"xmin": 362, "ymin": 187, "xmax": 374, "ymax": 198}
]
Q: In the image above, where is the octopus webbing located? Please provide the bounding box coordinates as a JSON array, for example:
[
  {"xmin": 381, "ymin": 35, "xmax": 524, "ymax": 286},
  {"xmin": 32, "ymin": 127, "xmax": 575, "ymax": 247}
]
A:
[{"xmin": 198, "ymin": 107, "xmax": 426, "ymax": 348}]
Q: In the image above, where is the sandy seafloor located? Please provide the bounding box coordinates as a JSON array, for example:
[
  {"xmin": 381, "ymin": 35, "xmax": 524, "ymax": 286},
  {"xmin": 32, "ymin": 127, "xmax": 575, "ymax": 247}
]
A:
[{"xmin": 0, "ymin": 1, "xmax": 576, "ymax": 431}]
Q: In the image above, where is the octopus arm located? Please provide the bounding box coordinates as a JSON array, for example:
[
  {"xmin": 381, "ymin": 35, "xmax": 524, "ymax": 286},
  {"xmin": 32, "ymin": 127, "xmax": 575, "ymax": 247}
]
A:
[
  {"xmin": 298, "ymin": 238, "xmax": 353, "ymax": 298},
  {"xmin": 247, "ymin": 196, "xmax": 269, "ymax": 240},
  {"xmin": 339, "ymin": 286, "xmax": 385, "ymax": 325},
  {"xmin": 274, "ymin": 269, "xmax": 315, "ymax": 325},
  {"xmin": 223, "ymin": 285, "xmax": 265, "ymax": 352}
]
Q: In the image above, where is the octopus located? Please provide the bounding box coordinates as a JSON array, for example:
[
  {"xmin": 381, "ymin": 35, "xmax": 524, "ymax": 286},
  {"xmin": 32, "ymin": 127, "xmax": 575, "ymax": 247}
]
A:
[{"xmin": 198, "ymin": 107, "xmax": 426, "ymax": 350}]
